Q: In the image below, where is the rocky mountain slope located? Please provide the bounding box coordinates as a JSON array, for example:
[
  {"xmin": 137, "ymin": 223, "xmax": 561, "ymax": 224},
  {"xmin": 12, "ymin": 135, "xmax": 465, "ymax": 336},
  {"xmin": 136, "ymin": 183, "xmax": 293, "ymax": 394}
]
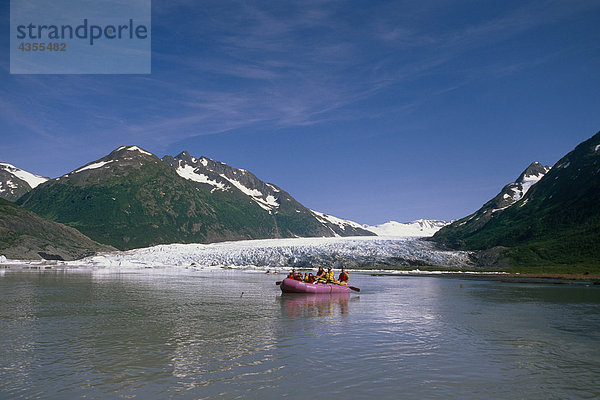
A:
[
  {"xmin": 0, "ymin": 198, "xmax": 115, "ymax": 260},
  {"xmin": 17, "ymin": 146, "xmax": 373, "ymax": 250},
  {"xmin": 433, "ymin": 131, "xmax": 600, "ymax": 272},
  {"xmin": 162, "ymin": 151, "xmax": 373, "ymax": 238},
  {"xmin": 434, "ymin": 162, "xmax": 550, "ymax": 239}
]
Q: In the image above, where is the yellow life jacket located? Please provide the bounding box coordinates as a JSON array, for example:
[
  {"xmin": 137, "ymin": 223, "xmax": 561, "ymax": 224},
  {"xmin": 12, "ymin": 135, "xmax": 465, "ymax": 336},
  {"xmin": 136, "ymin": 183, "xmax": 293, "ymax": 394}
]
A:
[{"xmin": 326, "ymin": 270, "xmax": 335, "ymax": 282}]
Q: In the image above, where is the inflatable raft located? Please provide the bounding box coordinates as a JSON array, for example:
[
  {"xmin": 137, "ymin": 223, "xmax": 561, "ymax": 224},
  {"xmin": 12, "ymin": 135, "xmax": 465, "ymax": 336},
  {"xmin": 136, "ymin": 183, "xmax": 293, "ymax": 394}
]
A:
[{"xmin": 279, "ymin": 278, "xmax": 351, "ymax": 294}]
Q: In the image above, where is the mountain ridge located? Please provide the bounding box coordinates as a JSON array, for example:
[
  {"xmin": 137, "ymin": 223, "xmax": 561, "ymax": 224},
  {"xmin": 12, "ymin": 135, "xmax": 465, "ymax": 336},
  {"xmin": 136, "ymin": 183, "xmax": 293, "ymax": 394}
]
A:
[
  {"xmin": 433, "ymin": 131, "xmax": 600, "ymax": 272},
  {"xmin": 16, "ymin": 145, "xmax": 374, "ymax": 250},
  {"xmin": 433, "ymin": 162, "xmax": 551, "ymax": 239}
]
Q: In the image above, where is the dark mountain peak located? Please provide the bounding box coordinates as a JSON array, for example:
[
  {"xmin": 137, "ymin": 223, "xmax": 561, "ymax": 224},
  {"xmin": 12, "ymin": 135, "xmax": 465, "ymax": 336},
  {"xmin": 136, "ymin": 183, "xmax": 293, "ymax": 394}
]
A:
[
  {"xmin": 484, "ymin": 161, "xmax": 550, "ymax": 211},
  {"xmin": 165, "ymin": 151, "xmax": 218, "ymax": 171},
  {"xmin": 57, "ymin": 146, "xmax": 163, "ymax": 187},
  {"xmin": 524, "ymin": 130, "xmax": 600, "ymax": 202},
  {"xmin": 516, "ymin": 162, "xmax": 550, "ymax": 184},
  {"xmin": 174, "ymin": 150, "xmax": 195, "ymax": 164},
  {"xmin": 434, "ymin": 160, "xmax": 552, "ymax": 238}
]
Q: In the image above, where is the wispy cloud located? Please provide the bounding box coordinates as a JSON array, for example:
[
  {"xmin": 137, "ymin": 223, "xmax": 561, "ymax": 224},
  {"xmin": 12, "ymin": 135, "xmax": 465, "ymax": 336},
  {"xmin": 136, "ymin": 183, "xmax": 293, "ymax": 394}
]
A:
[{"xmin": 3, "ymin": 0, "xmax": 600, "ymax": 153}]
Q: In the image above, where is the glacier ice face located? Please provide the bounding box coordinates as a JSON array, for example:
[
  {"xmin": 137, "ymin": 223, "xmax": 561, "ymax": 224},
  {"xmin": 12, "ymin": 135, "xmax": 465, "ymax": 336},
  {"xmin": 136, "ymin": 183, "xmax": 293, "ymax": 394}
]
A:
[{"xmin": 65, "ymin": 236, "xmax": 472, "ymax": 270}]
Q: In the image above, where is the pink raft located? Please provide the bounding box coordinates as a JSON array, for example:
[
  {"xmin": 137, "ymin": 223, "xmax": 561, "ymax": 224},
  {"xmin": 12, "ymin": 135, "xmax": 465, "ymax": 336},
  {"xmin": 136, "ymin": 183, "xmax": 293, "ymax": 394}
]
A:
[{"xmin": 279, "ymin": 278, "xmax": 351, "ymax": 294}]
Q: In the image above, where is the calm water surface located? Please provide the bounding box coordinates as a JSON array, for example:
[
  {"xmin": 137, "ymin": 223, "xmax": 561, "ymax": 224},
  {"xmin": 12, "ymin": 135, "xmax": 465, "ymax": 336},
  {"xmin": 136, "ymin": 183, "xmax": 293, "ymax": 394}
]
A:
[{"xmin": 1, "ymin": 268, "xmax": 599, "ymax": 399}]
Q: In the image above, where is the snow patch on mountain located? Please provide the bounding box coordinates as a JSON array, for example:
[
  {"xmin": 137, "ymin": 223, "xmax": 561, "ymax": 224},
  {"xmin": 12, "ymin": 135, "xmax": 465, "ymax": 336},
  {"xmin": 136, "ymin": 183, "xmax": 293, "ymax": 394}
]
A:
[
  {"xmin": 310, "ymin": 210, "xmax": 365, "ymax": 236},
  {"xmin": 117, "ymin": 146, "xmax": 153, "ymax": 156},
  {"xmin": 364, "ymin": 219, "xmax": 450, "ymax": 237},
  {"xmin": 266, "ymin": 183, "xmax": 280, "ymax": 192},
  {"xmin": 517, "ymin": 171, "xmax": 546, "ymax": 199},
  {"xmin": 0, "ymin": 180, "xmax": 16, "ymax": 194},
  {"xmin": 74, "ymin": 160, "xmax": 114, "ymax": 174},
  {"xmin": 176, "ymin": 164, "xmax": 228, "ymax": 191},
  {"xmin": 222, "ymin": 175, "xmax": 280, "ymax": 211},
  {"xmin": 508, "ymin": 167, "xmax": 551, "ymax": 203},
  {"xmin": 0, "ymin": 163, "xmax": 49, "ymax": 188}
]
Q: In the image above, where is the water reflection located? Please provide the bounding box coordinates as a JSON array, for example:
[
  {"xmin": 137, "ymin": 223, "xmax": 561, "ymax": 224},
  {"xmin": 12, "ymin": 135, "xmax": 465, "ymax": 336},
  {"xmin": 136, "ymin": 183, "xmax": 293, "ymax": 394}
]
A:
[
  {"xmin": 279, "ymin": 293, "xmax": 353, "ymax": 317},
  {"xmin": 2, "ymin": 270, "xmax": 599, "ymax": 400}
]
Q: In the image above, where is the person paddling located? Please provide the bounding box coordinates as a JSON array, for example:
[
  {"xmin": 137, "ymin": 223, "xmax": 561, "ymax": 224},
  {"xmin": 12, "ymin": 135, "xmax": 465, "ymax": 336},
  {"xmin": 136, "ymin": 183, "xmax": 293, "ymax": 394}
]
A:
[
  {"xmin": 314, "ymin": 267, "xmax": 326, "ymax": 283},
  {"xmin": 288, "ymin": 268, "xmax": 300, "ymax": 280},
  {"xmin": 338, "ymin": 268, "xmax": 349, "ymax": 286}
]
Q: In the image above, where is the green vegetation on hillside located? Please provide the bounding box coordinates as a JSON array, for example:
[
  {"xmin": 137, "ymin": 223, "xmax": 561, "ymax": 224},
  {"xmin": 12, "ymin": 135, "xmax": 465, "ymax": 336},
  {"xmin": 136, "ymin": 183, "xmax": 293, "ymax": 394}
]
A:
[
  {"xmin": 16, "ymin": 147, "xmax": 343, "ymax": 250},
  {"xmin": 18, "ymin": 158, "xmax": 275, "ymax": 250},
  {"xmin": 0, "ymin": 198, "xmax": 114, "ymax": 260},
  {"xmin": 434, "ymin": 131, "xmax": 600, "ymax": 273}
]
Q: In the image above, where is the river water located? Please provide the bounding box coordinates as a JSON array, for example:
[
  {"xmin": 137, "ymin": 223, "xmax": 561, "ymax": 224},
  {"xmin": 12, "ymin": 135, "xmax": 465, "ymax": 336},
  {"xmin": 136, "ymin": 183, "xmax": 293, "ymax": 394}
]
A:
[{"xmin": 1, "ymin": 268, "xmax": 599, "ymax": 399}]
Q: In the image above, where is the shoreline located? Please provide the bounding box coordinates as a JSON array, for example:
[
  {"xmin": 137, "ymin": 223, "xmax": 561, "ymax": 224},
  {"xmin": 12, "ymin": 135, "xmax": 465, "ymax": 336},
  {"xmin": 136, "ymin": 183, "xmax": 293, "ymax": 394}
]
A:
[
  {"xmin": 371, "ymin": 271, "xmax": 600, "ymax": 285},
  {"xmin": 3, "ymin": 262, "xmax": 599, "ymax": 285}
]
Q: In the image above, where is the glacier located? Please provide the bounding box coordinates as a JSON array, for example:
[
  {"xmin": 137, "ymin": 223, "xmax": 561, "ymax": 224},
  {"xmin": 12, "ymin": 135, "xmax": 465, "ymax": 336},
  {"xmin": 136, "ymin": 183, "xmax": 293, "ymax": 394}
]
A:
[{"xmin": 31, "ymin": 236, "xmax": 472, "ymax": 271}]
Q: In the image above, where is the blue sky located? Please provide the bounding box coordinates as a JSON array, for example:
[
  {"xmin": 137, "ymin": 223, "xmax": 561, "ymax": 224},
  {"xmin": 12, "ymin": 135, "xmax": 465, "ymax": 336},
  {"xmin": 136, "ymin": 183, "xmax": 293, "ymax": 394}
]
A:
[{"xmin": 1, "ymin": 0, "xmax": 600, "ymax": 224}]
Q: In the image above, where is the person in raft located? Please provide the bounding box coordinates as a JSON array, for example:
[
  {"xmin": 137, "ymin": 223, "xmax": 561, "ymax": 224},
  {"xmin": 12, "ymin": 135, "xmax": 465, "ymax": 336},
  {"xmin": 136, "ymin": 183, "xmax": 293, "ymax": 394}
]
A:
[
  {"xmin": 314, "ymin": 267, "xmax": 326, "ymax": 282},
  {"xmin": 304, "ymin": 273, "xmax": 315, "ymax": 283},
  {"xmin": 325, "ymin": 267, "xmax": 336, "ymax": 283},
  {"xmin": 288, "ymin": 268, "xmax": 301, "ymax": 280},
  {"xmin": 338, "ymin": 268, "xmax": 349, "ymax": 286}
]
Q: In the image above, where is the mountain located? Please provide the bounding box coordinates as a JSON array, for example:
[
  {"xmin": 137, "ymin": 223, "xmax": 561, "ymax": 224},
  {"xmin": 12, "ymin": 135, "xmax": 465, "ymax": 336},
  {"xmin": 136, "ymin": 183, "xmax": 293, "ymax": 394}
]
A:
[
  {"xmin": 433, "ymin": 131, "xmax": 600, "ymax": 272},
  {"xmin": 18, "ymin": 146, "xmax": 373, "ymax": 250},
  {"xmin": 434, "ymin": 162, "xmax": 550, "ymax": 238},
  {"xmin": 0, "ymin": 198, "xmax": 115, "ymax": 260},
  {"xmin": 364, "ymin": 219, "xmax": 450, "ymax": 237},
  {"xmin": 162, "ymin": 151, "xmax": 374, "ymax": 238},
  {"xmin": 0, "ymin": 162, "xmax": 48, "ymax": 201}
]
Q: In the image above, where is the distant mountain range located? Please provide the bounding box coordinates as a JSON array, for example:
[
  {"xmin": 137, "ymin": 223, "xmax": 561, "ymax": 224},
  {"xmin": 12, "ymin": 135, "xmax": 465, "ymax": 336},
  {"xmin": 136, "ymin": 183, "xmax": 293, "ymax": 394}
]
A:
[
  {"xmin": 10, "ymin": 146, "xmax": 373, "ymax": 252},
  {"xmin": 4, "ymin": 130, "xmax": 598, "ymax": 270},
  {"xmin": 363, "ymin": 219, "xmax": 449, "ymax": 237},
  {"xmin": 433, "ymin": 131, "xmax": 600, "ymax": 272}
]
